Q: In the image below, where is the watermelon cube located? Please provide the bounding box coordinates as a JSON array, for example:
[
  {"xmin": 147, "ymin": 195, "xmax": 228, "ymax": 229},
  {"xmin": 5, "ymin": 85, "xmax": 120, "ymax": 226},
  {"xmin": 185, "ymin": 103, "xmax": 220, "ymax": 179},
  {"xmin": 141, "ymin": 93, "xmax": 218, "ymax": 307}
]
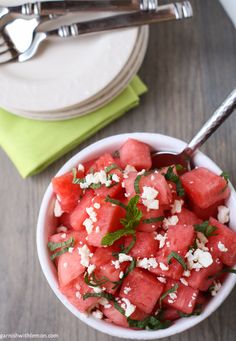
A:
[
  {"xmin": 181, "ymin": 167, "xmax": 229, "ymax": 210},
  {"xmin": 176, "ymin": 207, "xmax": 202, "ymax": 225},
  {"xmin": 207, "ymin": 217, "xmax": 236, "ymax": 266},
  {"xmin": 58, "ymin": 248, "xmax": 85, "ymax": 287},
  {"xmin": 187, "ymin": 258, "xmax": 223, "ymax": 291},
  {"xmin": 69, "ymin": 190, "xmax": 95, "ymax": 230},
  {"xmin": 137, "ymin": 204, "xmax": 164, "ymax": 232},
  {"xmin": 119, "ymin": 139, "xmax": 152, "ymax": 171},
  {"xmin": 190, "ymin": 200, "xmax": 225, "ymax": 220},
  {"xmin": 52, "ymin": 170, "xmax": 84, "ymax": 213},
  {"xmin": 91, "ymin": 247, "xmax": 128, "ymax": 294},
  {"xmin": 150, "ymin": 225, "xmax": 195, "ymax": 280},
  {"xmin": 60, "ymin": 275, "xmax": 99, "ymax": 313},
  {"xmin": 120, "ymin": 268, "xmax": 164, "ymax": 314},
  {"xmin": 86, "ymin": 196, "xmax": 126, "ymax": 247},
  {"xmin": 124, "ymin": 232, "xmax": 159, "ymax": 258},
  {"xmin": 162, "ymin": 279, "xmax": 199, "ymax": 314},
  {"xmin": 102, "ymin": 303, "xmax": 148, "ymax": 328}
]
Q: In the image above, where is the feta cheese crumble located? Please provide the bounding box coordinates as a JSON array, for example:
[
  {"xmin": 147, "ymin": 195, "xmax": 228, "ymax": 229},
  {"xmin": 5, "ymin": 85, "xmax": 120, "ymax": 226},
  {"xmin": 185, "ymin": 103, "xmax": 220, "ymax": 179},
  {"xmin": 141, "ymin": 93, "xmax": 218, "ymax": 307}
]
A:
[
  {"xmin": 123, "ymin": 287, "xmax": 131, "ymax": 294},
  {"xmin": 210, "ymin": 281, "xmax": 222, "ymax": 296},
  {"xmin": 137, "ymin": 258, "xmax": 158, "ymax": 270},
  {"xmin": 78, "ymin": 245, "xmax": 91, "ymax": 267},
  {"xmin": 141, "ymin": 186, "xmax": 159, "ymax": 210},
  {"xmin": 196, "ymin": 232, "xmax": 209, "ymax": 251},
  {"xmin": 92, "ymin": 310, "xmax": 103, "ymax": 319},
  {"xmin": 56, "ymin": 226, "xmax": 68, "ymax": 233},
  {"xmin": 159, "ymin": 262, "xmax": 169, "ymax": 271},
  {"xmin": 217, "ymin": 205, "xmax": 230, "ymax": 224},
  {"xmin": 186, "ymin": 249, "xmax": 213, "ymax": 270},
  {"xmin": 120, "ymin": 298, "xmax": 136, "ymax": 317},
  {"xmin": 78, "ymin": 163, "xmax": 85, "ymax": 172},
  {"xmin": 218, "ymin": 241, "xmax": 228, "ymax": 253},
  {"xmin": 163, "ymin": 215, "xmax": 179, "ymax": 229},
  {"xmin": 154, "ymin": 233, "xmax": 167, "ymax": 249},
  {"xmin": 180, "ymin": 278, "xmax": 189, "ymax": 286},
  {"xmin": 54, "ymin": 199, "xmax": 64, "ymax": 217},
  {"xmin": 157, "ymin": 276, "xmax": 167, "ymax": 284},
  {"xmin": 171, "ymin": 200, "xmax": 184, "ymax": 214},
  {"xmin": 118, "ymin": 254, "xmax": 133, "ymax": 263},
  {"xmin": 87, "ymin": 264, "xmax": 96, "ymax": 275}
]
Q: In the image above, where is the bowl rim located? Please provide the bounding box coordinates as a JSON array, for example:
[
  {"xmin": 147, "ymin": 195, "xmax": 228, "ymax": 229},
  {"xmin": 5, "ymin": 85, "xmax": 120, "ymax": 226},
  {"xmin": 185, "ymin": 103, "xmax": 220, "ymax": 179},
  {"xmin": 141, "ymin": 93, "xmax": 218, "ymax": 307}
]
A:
[{"xmin": 36, "ymin": 132, "xmax": 236, "ymax": 340}]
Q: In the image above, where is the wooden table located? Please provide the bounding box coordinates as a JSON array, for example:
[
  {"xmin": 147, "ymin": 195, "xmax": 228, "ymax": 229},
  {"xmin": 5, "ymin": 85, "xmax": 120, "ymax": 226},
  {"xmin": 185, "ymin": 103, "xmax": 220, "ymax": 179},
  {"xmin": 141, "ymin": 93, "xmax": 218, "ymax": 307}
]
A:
[{"xmin": 0, "ymin": 0, "xmax": 236, "ymax": 340}]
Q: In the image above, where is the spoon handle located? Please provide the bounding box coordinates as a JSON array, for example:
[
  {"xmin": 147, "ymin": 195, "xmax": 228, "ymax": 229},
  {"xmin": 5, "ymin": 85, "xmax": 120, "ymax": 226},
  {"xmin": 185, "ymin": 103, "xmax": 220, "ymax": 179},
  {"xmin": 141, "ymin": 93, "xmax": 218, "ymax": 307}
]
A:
[{"xmin": 184, "ymin": 88, "xmax": 236, "ymax": 157}]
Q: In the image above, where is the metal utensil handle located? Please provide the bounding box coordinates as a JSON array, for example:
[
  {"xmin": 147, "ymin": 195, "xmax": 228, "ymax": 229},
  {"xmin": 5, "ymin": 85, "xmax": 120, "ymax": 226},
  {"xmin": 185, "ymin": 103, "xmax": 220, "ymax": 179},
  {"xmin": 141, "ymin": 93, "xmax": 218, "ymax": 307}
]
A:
[
  {"xmin": 10, "ymin": 0, "xmax": 158, "ymax": 15},
  {"xmin": 184, "ymin": 88, "xmax": 236, "ymax": 157},
  {"xmin": 45, "ymin": 2, "xmax": 192, "ymax": 37}
]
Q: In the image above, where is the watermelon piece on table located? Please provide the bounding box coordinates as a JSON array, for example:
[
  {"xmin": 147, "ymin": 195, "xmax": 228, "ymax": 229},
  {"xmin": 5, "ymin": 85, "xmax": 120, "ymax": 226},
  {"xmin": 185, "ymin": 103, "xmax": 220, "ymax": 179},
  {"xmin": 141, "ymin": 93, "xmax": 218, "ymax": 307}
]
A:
[
  {"xmin": 150, "ymin": 225, "xmax": 195, "ymax": 280},
  {"xmin": 137, "ymin": 204, "xmax": 164, "ymax": 232},
  {"xmin": 119, "ymin": 139, "xmax": 152, "ymax": 171},
  {"xmin": 52, "ymin": 170, "xmax": 84, "ymax": 213},
  {"xmin": 181, "ymin": 167, "xmax": 229, "ymax": 210},
  {"xmin": 176, "ymin": 207, "xmax": 202, "ymax": 225},
  {"xmin": 69, "ymin": 190, "xmax": 95, "ymax": 230},
  {"xmin": 207, "ymin": 217, "xmax": 236, "ymax": 266},
  {"xmin": 86, "ymin": 196, "xmax": 126, "ymax": 247},
  {"xmin": 91, "ymin": 246, "xmax": 128, "ymax": 294},
  {"xmin": 124, "ymin": 232, "xmax": 159, "ymax": 258},
  {"xmin": 162, "ymin": 279, "xmax": 199, "ymax": 314},
  {"xmin": 102, "ymin": 303, "xmax": 148, "ymax": 328},
  {"xmin": 120, "ymin": 268, "xmax": 164, "ymax": 314},
  {"xmin": 187, "ymin": 258, "xmax": 223, "ymax": 291},
  {"xmin": 60, "ymin": 275, "xmax": 99, "ymax": 313}
]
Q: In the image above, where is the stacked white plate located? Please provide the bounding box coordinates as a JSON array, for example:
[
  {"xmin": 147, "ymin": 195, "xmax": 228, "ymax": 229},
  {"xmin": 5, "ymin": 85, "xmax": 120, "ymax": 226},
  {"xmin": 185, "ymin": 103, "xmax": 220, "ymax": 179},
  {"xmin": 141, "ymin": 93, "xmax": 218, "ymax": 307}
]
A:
[{"xmin": 0, "ymin": 9, "xmax": 149, "ymax": 121}]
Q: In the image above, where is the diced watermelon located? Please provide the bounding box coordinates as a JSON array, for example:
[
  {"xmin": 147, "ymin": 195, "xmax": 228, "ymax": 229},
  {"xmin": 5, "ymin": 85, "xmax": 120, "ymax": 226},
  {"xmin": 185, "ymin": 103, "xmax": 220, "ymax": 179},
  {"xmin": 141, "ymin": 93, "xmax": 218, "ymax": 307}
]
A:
[
  {"xmin": 177, "ymin": 207, "xmax": 202, "ymax": 225},
  {"xmin": 190, "ymin": 200, "xmax": 224, "ymax": 220},
  {"xmin": 87, "ymin": 196, "xmax": 126, "ymax": 247},
  {"xmin": 187, "ymin": 258, "xmax": 223, "ymax": 291},
  {"xmin": 90, "ymin": 153, "xmax": 116, "ymax": 172},
  {"xmin": 48, "ymin": 230, "xmax": 88, "ymax": 246},
  {"xmin": 124, "ymin": 232, "xmax": 159, "ymax": 258},
  {"xmin": 91, "ymin": 247, "xmax": 128, "ymax": 294},
  {"xmin": 60, "ymin": 275, "xmax": 99, "ymax": 313},
  {"xmin": 124, "ymin": 171, "xmax": 173, "ymax": 208},
  {"xmin": 162, "ymin": 279, "xmax": 199, "ymax": 314},
  {"xmin": 161, "ymin": 308, "xmax": 180, "ymax": 321},
  {"xmin": 58, "ymin": 248, "xmax": 85, "ymax": 287},
  {"xmin": 69, "ymin": 190, "xmax": 95, "ymax": 230},
  {"xmin": 181, "ymin": 167, "xmax": 229, "ymax": 209},
  {"xmin": 139, "ymin": 172, "xmax": 173, "ymax": 208},
  {"xmin": 120, "ymin": 268, "xmax": 164, "ymax": 314},
  {"xmin": 119, "ymin": 139, "xmax": 152, "ymax": 171},
  {"xmin": 52, "ymin": 170, "xmax": 84, "ymax": 212},
  {"xmin": 150, "ymin": 225, "xmax": 195, "ymax": 280},
  {"xmin": 137, "ymin": 204, "xmax": 164, "ymax": 232},
  {"xmin": 207, "ymin": 217, "xmax": 236, "ymax": 266},
  {"xmin": 83, "ymin": 159, "xmax": 96, "ymax": 174},
  {"xmin": 59, "ymin": 213, "xmax": 72, "ymax": 229},
  {"xmin": 102, "ymin": 303, "xmax": 148, "ymax": 328}
]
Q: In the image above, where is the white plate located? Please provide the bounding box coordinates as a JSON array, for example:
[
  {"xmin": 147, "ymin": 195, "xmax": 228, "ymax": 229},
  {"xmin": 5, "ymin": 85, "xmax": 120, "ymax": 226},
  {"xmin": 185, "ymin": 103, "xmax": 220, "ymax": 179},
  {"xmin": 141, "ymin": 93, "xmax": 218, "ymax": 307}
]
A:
[
  {"xmin": 0, "ymin": 12, "xmax": 139, "ymax": 112},
  {"xmin": 3, "ymin": 27, "xmax": 149, "ymax": 121}
]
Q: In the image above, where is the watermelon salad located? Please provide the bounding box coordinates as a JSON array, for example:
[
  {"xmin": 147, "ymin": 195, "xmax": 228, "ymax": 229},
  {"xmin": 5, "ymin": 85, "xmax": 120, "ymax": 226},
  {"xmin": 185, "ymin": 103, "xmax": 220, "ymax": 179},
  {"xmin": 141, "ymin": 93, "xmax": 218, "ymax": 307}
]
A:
[{"xmin": 48, "ymin": 138, "xmax": 236, "ymax": 330}]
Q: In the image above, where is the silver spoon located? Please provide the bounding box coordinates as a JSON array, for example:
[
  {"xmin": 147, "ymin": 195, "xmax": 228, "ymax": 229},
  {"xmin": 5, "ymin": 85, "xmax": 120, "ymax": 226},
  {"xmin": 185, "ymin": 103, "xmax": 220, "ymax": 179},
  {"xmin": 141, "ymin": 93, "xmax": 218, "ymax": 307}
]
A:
[{"xmin": 152, "ymin": 88, "xmax": 236, "ymax": 170}]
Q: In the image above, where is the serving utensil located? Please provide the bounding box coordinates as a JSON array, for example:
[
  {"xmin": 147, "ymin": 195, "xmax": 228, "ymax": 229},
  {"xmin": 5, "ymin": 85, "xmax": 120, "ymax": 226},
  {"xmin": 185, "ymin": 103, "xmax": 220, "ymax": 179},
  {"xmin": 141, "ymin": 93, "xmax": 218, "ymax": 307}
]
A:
[
  {"xmin": 0, "ymin": 1, "xmax": 193, "ymax": 64},
  {"xmin": 152, "ymin": 88, "xmax": 236, "ymax": 170}
]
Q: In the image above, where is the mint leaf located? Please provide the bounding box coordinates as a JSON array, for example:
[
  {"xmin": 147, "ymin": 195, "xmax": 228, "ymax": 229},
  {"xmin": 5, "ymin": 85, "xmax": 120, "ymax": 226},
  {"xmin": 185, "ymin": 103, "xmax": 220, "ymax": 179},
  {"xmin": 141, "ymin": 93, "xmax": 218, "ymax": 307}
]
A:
[
  {"xmin": 83, "ymin": 292, "xmax": 125, "ymax": 315},
  {"xmin": 167, "ymin": 251, "xmax": 187, "ymax": 270},
  {"xmin": 159, "ymin": 284, "xmax": 178, "ymax": 308},
  {"xmin": 104, "ymin": 164, "xmax": 122, "ymax": 173},
  {"xmin": 164, "ymin": 166, "xmax": 185, "ymax": 197},
  {"xmin": 105, "ymin": 196, "xmax": 127, "ymax": 209},
  {"xmin": 49, "ymin": 247, "xmax": 71, "ymax": 260},
  {"xmin": 194, "ymin": 221, "xmax": 218, "ymax": 237},
  {"xmin": 102, "ymin": 195, "xmax": 142, "ymax": 246},
  {"xmin": 221, "ymin": 171, "xmax": 229, "ymax": 183},
  {"xmin": 134, "ymin": 172, "xmax": 150, "ymax": 194},
  {"xmin": 101, "ymin": 228, "xmax": 135, "ymax": 247},
  {"xmin": 112, "ymin": 259, "xmax": 136, "ymax": 289},
  {"xmin": 48, "ymin": 236, "xmax": 74, "ymax": 252},
  {"xmin": 84, "ymin": 272, "xmax": 110, "ymax": 287},
  {"xmin": 142, "ymin": 216, "xmax": 164, "ymax": 224},
  {"xmin": 128, "ymin": 316, "xmax": 171, "ymax": 330}
]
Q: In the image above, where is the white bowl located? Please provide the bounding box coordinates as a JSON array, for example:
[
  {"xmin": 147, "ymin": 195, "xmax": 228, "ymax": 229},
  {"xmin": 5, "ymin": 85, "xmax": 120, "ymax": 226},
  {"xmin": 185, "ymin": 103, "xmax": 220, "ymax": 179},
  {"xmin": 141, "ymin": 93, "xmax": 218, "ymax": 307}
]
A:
[{"xmin": 37, "ymin": 133, "xmax": 236, "ymax": 340}]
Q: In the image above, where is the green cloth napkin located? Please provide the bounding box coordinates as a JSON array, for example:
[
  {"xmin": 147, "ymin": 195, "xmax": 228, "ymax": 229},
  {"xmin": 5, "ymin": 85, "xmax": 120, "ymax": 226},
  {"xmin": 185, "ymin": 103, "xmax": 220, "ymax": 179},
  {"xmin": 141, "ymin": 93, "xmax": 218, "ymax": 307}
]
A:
[{"xmin": 0, "ymin": 76, "xmax": 147, "ymax": 178}]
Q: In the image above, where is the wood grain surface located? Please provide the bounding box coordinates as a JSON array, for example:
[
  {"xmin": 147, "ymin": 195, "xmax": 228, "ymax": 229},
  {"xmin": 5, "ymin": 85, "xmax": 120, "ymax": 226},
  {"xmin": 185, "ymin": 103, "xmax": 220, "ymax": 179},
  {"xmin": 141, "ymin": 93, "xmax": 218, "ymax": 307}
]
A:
[{"xmin": 0, "ymin": 0, "xmax": 236, "ymax": 340}]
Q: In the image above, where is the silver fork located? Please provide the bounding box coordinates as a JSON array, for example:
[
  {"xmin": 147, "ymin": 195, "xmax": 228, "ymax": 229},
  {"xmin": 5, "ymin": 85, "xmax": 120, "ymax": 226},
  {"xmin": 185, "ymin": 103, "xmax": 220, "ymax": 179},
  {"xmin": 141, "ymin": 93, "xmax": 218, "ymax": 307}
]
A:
[{"xmin": 0, "ymin": 1, "xmax": 193, "ymax": 64}]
